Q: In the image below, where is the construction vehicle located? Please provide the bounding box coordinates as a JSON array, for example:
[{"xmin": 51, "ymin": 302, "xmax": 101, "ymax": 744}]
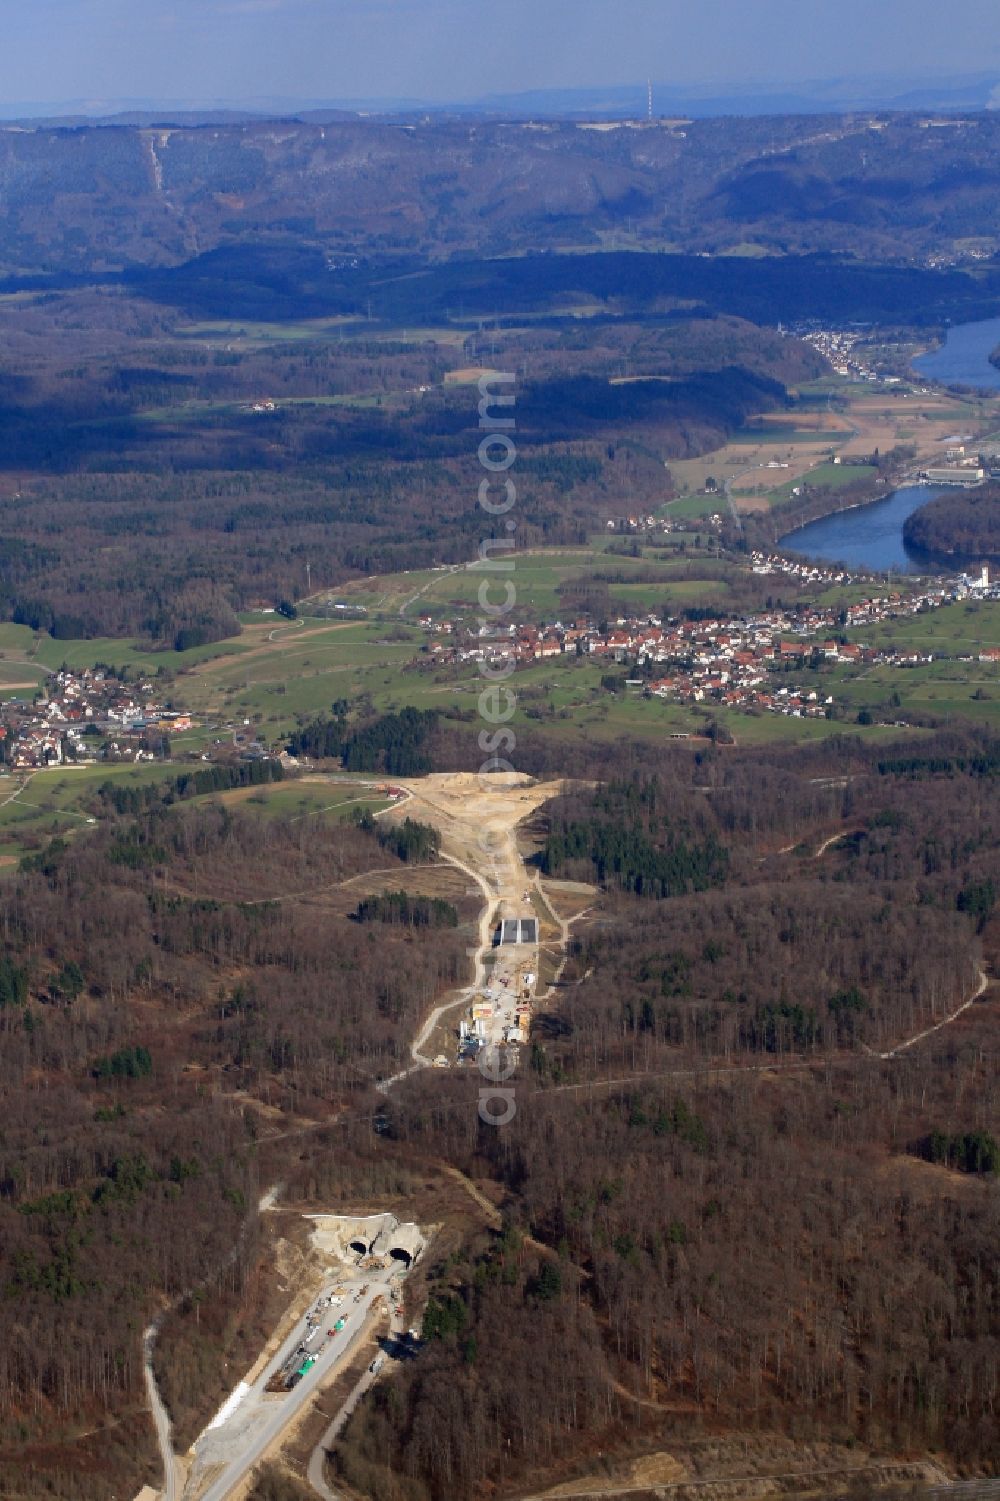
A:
[
  {"xmin": 266, "ymin": 1351, "xmax": 317, "ymax": 1394},
  {"xmin": 288, "ymin": 1354, "xmax": 316, "ymax": 1389}
]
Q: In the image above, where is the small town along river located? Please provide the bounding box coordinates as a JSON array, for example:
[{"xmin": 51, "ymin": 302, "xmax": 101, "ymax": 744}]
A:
[{"xmin": 781, "ymin": 317, "xmax": 1000, "ymax": 572}]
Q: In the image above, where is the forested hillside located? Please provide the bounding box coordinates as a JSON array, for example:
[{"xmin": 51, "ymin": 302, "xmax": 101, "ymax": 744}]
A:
[
  {"xmin": 335, "ymin": 734, "xmax": 1000, "ymax": 1499},
  {"xmin": 903, "ymin": 482, "xmax": 1000, "ymax": 559},
  {"xmin": 6, "ymin": 112, "xmax": 1000, "ymax": 272},
  {"xmin": 0, "ymin": 287, "xmax": 810, "ymax": 639},
  {"xmin": 0, "ymin": 803, "xmax": 469, "ymax": 1499},
  {"xmin": 0, "ymin": 729, "xmax": 997, "ymax": 1498},
  {"xmin": 350, "ymin": 1054, "xmax": 997, "ymax": 1499}
]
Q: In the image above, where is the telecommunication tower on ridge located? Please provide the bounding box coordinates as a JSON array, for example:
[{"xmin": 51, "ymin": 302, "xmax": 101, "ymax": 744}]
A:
[{"xmin": 647, "ymin": 78, "xmax": 653, "ymax": 121}]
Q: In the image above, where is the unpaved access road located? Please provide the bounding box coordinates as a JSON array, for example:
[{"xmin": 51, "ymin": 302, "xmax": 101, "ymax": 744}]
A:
[
  {"xmin": 306, "ymin": 1297, "xmax": 408, "ymax": 1500},
  {"xmin": 377, "ymin": 772, "xmax": 563, "ymax": 1089},
  {"xmin": 148, "ymin": 774, "xmax": 566, "ymax": 1498},
  {"xmin": 143, "ymin": 1320, "xmax": 180, "ymax": 1501},
  {"xmin": 389, "ymin": 771, "xmax": 561, "ymax": 908}
]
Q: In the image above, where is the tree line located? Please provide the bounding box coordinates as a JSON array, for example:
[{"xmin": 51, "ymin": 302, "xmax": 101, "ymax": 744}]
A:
[
  {"xmin": 288, "ymin": 707, "xmax": 440, "ymax": 776},
  {"xmin": 355, "ymin": 891, "xmax": 458, "ymax": 928}
]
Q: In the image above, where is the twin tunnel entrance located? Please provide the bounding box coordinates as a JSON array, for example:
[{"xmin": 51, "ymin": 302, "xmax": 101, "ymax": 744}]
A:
[{"xmin": 347, "ymin": 1215, "xmax": 424, "ymax": 1268}]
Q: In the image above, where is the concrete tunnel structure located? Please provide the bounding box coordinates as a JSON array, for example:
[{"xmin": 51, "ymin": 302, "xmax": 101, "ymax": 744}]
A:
[{"xmin": 346, "ymin": 1214, "xmax": 425, "ymax": 1267}]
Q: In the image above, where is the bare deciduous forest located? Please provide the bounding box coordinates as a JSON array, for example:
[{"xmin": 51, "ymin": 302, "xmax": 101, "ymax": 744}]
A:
[
  {"xmin": 1, "ymin": 89, "xmax": 1000, "ymax": 1501},
  {"xmin": 0, "ymin": 289, "xmax": 821, "ymax": 641},
  {"xmin": 0, "ymin": 731, "xmax": 996, "ymax": 1498}
]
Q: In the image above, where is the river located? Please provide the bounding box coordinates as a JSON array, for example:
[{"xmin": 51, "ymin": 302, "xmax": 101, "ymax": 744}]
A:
[
  {"xmin": 780, "ymin": 317, "xmax": 1000, "ymax": 571},
  {"xmin": 913, "ymin": 315, "xmax": 1000, "ymax": 391},
  {"xmin": 778, "ymin": 484, "xmax": 952, "ymax": 575}
]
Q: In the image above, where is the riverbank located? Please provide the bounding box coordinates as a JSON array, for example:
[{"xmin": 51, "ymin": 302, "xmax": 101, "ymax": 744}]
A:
[
  {"xmin": 777, "ymin": 481, "xmax": 953, "ymax": 575},
  {"xmin": 770, "ymin": 315, "xmax": 1000, "ymax": 550},
  {"xmin": 902, "ymin": 481, "xmax": 1000, "ymax": 566},
  {"xmin": 913, "ymin": 315, "xmax": 1000, "ymax": 391}
]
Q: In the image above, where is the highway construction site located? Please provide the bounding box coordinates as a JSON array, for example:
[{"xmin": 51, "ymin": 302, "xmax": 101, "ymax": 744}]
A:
[
  {"xmin": 178, "ymin": 1214, "xmax": 425, "ymax": 1501},
  {"xmin": 143, "ymin": 771, "xmax": 582, "ymax": 1501}
]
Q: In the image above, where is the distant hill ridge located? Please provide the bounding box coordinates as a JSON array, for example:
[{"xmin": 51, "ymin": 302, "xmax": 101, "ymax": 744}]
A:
[
  {"xmin": 4, "ymin": 69, "xmax": 1000, "ymax": 122},
  {"xmin": 6, "ymin": 111, "xmax": 1000, "ymax": 276}
]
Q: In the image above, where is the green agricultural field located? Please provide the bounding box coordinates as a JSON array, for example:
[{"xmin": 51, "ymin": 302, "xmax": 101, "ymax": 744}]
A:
[
  {"xmin": 369, "ymin": 549, "xmax": 720, "ymax": 624},
  {"xmin": 176, "ymin": 316, "xmax": 360, "ymax": 344},
  {"xmin": 407, "ymin": 554, "xmax": 590, "ymax": 621},
  {"xmin": 175, "ymin": 316, "xmax": 471, "ymax": 350},
  {"xmin": 30, "ymin": 632, "xmax": 254, "ymax": 674},
  {"xmin": 330, "ymin": 547, "xmax": 725, "ymax": 625},
  {"xmin": 217, "ymin": 781, "xmax": 392, "ymax": 821},
  {"xmin": 178, "ymin": 620, "xmax": 422, "ymax": 724},
  {"xmin": 16, "ymin": 613, "xmax": 353, "ymax": 681},
  {"xmin": 711, "ymin": 709, "xmax": 912, "ymax": 746},
  {"xmin": 617, "ymin": 577, "xmax": 731, "ymax": 609},
  {"xmin": 661, "ymin": 492, "xmax": 728, "ymax": 520},
  {"xmin": 0, "ymin": 666, "xmax": 48, "ymax": 700},
  {"xmin": 812, "ymin": 581, "xmax": 897, "ymax": 609},
  {"xmin": 139, "ymin": 392, "xmax": 399, "ymax": 424},
  {"xmin": 832, "ymin": 659, "xmax": 1000, "ymax": 728},
  {"xmin": 767, "ymin": 462, "xmax": 872, "ymax": 506},
  {"xmin": 511, "ymin": 686, "xmax": 911, "ymax": 748},
  {"xmin": 0, "ymin": 624, "xmax": 39, "ymax": 652},
  {"xmin": 323, "ymin": 566, "xmax": 457, "ymax": 615},
  {"xmin": 0, "ymin": 761, "xmax": 184, "ymax": 854},
  {"xmin": 852, "ymin": 599, "xmax": 1000, "ymax": 655},
  {"xmin": 0, "ymin": 759, "xmax": 388, "ymax": 861},
  {"xmin": 137, "ymin": 400, "xmax": 247, "ymax": 426}
]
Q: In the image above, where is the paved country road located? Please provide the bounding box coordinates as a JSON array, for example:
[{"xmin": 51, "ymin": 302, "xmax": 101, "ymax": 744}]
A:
[{"xmin": 306, "ymin": 1296, "xmax": 409, "ymax": 1500}]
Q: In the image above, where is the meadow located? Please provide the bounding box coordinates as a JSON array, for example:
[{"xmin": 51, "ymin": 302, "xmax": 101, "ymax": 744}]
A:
[
  {"xmin": 325, "ymin": 543, "xmax": 724, "ymax": 621},
  {"xmin": 851, "ymin": 598, "xmax": 1000, "ymax": 655},
  {"xmin": 0, "ymin": 757, "xmax": 391, "ymax": 864},
  {"xmin": 0, "ymin": 761, "xmax": 180, "ymax": 859},
  {"xmin": 0, "ymin": 546, "xmax": 995, "ymax": 868}
]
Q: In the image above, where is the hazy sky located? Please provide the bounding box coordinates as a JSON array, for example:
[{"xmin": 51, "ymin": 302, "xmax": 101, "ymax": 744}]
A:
[{"xmin": 2, "ymin": 0, "xmax": 1000, "ymax": 107}]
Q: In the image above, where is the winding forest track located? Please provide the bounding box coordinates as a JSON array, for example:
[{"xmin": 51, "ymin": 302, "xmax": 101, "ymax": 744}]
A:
[
  {"xmin": 878, "ymin": 965, "xmax": 988, "ymax": 1059},
  {"xmin": 144, "ymin": 1319, "xmax": 180, "ymax": 1501},
  {"xmin": 547, "ymin": 960, "xmax": 990, "ymax": 1099},
  {"xmin": 517, "ymin": 1457, "xmax": 950, "ymax": 1500}
]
